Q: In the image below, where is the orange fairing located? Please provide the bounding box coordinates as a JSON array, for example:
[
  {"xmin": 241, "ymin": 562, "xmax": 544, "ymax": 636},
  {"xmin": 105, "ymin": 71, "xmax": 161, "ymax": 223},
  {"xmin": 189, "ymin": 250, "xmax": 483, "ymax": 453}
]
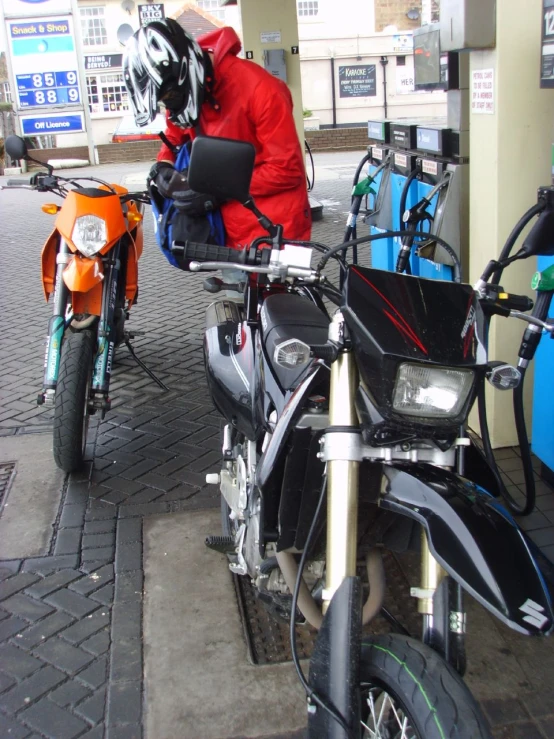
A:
[
  {"xmin": 126, "ymin": 242, "xmax": 139, "ymax": 303},
  {"xmin": 55, "ymin": 190, "xmax": 127, "ymax": 254},
  {"xmin": 63, "ymin": 254, "xmax": 104, "ymax": 293},
  {"xmin": 41, "ymin": 228, "xmax": 59, "ymax": 301}
]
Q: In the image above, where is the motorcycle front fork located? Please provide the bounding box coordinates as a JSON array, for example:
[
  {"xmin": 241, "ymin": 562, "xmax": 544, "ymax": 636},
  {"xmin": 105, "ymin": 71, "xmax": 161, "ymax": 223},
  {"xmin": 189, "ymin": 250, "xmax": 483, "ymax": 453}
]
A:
[{"xmin": 38, "ymin": 240, "xmax": 121, "ymax": 416}]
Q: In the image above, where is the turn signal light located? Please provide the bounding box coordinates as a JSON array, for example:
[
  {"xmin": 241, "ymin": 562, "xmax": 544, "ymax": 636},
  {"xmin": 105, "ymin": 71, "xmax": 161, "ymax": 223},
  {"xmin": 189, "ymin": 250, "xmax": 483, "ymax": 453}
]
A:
[
  {"xmin": 126, "ymin": 211, "xmax": 143, "ymax": 224},
  {"xmin": 42, "ymin": 204, "xmax": 60, "ymax": 214}
]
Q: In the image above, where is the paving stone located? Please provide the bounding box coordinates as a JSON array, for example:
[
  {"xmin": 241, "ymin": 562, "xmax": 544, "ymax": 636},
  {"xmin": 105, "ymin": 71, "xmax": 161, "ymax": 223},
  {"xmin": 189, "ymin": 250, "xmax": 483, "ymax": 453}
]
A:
[
  {"xmin": 117, "ymin": 502, "xmax": 168, "ymax": 518},
  {"xmin": 75, "ymin": 686, "xmax": 106, "ymax": 724},
  {"xmin": 76, "ymin": 656, "xmax": 108, "ymax": 690},
  {"xmin": 81, "ymin": 547, "xmax": 115, "ymax": 562},
  {"xmin": 44, "ymin": 589, "xmax": 99, "ymax": 619},
  {"xmin": 0, "ymin": 712, "xmax": 30, "ymax": 739},
  {"xmin": 85, "ymin": 502, "xmax": 119, "ymax": 522},
  {"xmin": 20, "ymin": 697, "xmax": 90, "ymax": 739},
  {"xmin": 14, "ymin": 610, "xmax": 75, "ymax": 650},
  {"xmin": 0, "ymin": 643, "xmax": 43, "ymax": 680},
  {"xmin": 101, "ymin": 478, "xmax": 145, "ymax": 496},
  {"xmin": 84, "ymin": 520, "xmax": 117, "ymax": 535},
  {"xmin": 59, "ymin": 504, "xmax": 87, "ymax": 529},
  {"xmin": 1, "ymin": 594, "xmax": 54, "ymax": 622},
  {"xmin": 116, "ymin": 519, "xmax": 142, "ymax": 546},
  {"xmin": 21, "ymin": 555, "xmax": 80, "ymax": 574},
  {"xmin": 90, "ymin": 583, "xmax": 115, "ymax": 605},
  {"xmin": 0, "ymin": 574, "xmax": 41, "ymax": 602},
  {"xmin": 115, "ymin": 543, "xmax": 142, "ymax": 573},
  {"xmin": 0, "ymin": 562, "xmax": 23, "ymax": 580},
  {"xmin": 106, "ymin": 724, "xmax": 142, "ymax": 739},
  {"xmin": 0, "ymin": 669, "xmax": 16, "ymax": 694},
  {"xmin": 111, "ymin": 602, "xmax": 141, "ymax": 642},
  {"xmin": 58, "ymin": 608, "xmax": 109, "ymax": 645},
  {"xmin": 107, "ymin": 681, "xmax": 141, "ymax": 726},
  {"xmin": 64, "ymin": 480, "xmax": 91, "ymax": 505},
  {"xmin": 0, "ymin": 666, "xmax": 66, "ymax": 713},
  {"xmin": 69, "ymin": 565, "xmax": 114, "ymax": 596},
  {"xmin": 25, "ymin": 571, "xmax": 82, "ymax": 599},
  {"xmin": 114, "ymin": 572, "xmax": 143, "ymax": 604},
  {"xmin": 109, "ymin": 639, "xmax": 141, "ymax": 683},
  {"xmin": 117, "ymin": 458, "xmax": 159, "ymax": 481},
  {"xmin": 54, "ymin": 529, "xmax": 83, "ymax": 556},
  {"xmin": 482, "ymin": 697, "xmax": 530, "ymax": 726},
  {"xmin": 80, "ymin": 630, "xmax": 110, "ymax": 657},
  {"xmin": 34, "ymin": 636, "xmax": 95, "ymax": 674},
  {"xmin": 49, "ymin": 678, "xmax": 92, "ymax": 708},
  {"xmin": 80, "ymin": 722, "xmax": 106, "ymax": 739},
  {"xmin": 119, "ymin": 489, "xmax": 165, "ymax": 505}
]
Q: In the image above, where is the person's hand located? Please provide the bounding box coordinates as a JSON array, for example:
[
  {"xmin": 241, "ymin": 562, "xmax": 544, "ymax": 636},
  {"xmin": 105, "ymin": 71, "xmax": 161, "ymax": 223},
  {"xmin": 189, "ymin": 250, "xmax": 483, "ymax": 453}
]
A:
[
  {"xmin": 174, "ymin": 190, "xmax": 219, "ymax": 215},
  {"xmin": 148, "ymin": 162, "xmax": 189, "ymax": 200}
]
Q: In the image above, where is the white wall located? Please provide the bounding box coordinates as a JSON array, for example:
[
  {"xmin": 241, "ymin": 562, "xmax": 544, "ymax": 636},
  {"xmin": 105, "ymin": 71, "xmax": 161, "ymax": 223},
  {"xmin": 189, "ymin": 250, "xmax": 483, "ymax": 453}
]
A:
[
  {"xmin": 299, "ymin": 34, "xmax": 446, "ymax": 126},
  {"xmin": 297, "ymin": 0, "xmax": 375, "ymax": 40}
]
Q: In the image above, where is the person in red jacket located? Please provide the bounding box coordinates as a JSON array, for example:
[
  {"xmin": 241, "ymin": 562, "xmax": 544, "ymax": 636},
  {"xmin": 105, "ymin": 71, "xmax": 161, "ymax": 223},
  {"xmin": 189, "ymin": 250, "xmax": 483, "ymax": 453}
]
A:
[{"xmin": 123, "ymin": 19, "xmax": 311, "ymax": 250}]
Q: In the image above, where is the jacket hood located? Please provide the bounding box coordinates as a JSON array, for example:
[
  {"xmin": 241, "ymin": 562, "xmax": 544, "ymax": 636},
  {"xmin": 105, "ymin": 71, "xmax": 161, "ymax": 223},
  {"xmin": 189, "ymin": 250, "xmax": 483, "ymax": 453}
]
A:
[{"xmin": 197, "ymin": 27, "xmax": 242, "ymax": 66}]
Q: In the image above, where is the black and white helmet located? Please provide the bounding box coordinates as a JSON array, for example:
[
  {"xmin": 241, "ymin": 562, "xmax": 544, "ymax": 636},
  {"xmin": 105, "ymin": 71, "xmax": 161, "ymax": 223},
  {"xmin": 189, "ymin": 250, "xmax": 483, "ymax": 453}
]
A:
[{"xmin": 123, "ymin": 19, "xmax": 206, "ymax": 128}]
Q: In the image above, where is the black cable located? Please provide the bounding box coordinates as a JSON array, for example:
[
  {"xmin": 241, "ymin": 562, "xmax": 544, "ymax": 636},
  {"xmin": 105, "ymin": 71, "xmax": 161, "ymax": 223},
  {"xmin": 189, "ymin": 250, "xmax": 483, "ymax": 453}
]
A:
[
  {"xmin": 305, "ymin": 139, "xmax": 315, "ymax": 192},
  {"xmin": 289, "ymin": 473, "xmax": 356, "ymax": 739},
  {"xmin": 318, "ymin": 229, "xmax": 462, "ymax": 282},
  {"xmin": 398, "ymin": 167, "xmax": 419, "ymax": 232},
  {"xmin": 491, "ymin": 202, "xmax": 545, "ymax": 285}
]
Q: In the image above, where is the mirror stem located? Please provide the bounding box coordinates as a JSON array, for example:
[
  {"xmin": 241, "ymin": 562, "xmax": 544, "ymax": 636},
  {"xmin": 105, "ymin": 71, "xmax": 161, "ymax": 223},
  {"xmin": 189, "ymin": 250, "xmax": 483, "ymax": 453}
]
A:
[{"xmin": 243, "ymin": 197, "xmax": 279, "ymax": 239}]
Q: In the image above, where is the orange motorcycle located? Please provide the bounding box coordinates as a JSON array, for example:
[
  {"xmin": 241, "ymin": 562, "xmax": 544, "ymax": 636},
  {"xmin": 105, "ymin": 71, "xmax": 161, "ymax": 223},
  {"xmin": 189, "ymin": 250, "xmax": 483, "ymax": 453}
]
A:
[{"xmin": 4, "ymin": 135, "xmax": 153, "ymax": 473}]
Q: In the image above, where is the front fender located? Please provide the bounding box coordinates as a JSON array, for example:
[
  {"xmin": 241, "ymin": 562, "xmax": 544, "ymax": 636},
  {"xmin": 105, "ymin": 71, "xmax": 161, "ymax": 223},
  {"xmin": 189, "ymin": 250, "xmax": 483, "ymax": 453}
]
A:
[{"xmin": 381, "ymin": 464, "xmax": 553, "ymax": 636}]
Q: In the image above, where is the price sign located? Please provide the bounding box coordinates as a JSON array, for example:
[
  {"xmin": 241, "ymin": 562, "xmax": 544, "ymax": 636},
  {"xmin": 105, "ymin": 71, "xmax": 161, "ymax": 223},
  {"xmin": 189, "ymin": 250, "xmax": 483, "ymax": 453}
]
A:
[
  {"xmin": 8, "ymin": 17, "xmax": 82, "ymax": 112},
  {"xmin": 541, "ymin": 0, "xmax": 554, "ymax": 88},
  {"xmin": 16, "ymin": 71, "xmax": 80, "ymax": 107}
]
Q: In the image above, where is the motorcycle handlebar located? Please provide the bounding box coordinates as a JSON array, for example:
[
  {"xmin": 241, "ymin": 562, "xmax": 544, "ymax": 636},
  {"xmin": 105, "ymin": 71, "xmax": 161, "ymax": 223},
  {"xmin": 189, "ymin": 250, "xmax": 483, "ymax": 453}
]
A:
[{"xmin": 170, "ymin": 241, "xmax": 258, "ymax": 266}]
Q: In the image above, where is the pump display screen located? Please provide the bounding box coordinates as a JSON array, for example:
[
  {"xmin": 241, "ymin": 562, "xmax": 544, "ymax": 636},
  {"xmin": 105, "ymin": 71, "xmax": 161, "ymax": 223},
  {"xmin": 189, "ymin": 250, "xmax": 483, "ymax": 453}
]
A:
[{"xmin": 413, "ymin": 28, "xmax": 446, "ymax": 91}]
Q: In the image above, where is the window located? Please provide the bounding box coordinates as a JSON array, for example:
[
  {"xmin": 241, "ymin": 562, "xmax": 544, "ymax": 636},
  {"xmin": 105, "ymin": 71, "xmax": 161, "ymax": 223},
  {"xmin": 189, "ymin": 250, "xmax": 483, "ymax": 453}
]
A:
[
  {"xmin": 80, "ymin": 7, "xmax": 107, "ymax": 47},
  {"xmin": 87, "ymin": 73, "xmax": 129, "ymax": 115},
  {"xmin": 397, "ymin": 56, "xmax": 406, "ymax": 66},
  {"xmin": 2, "ymin": 81, "xmax": 12, "ymax": 103},
  {"xmin": 298, "ymin": 1, "xmax": 319, "ymax": 17},
  {"xmin": 196, "ymin": 0, "xmax": 225, "ymax": 21}
]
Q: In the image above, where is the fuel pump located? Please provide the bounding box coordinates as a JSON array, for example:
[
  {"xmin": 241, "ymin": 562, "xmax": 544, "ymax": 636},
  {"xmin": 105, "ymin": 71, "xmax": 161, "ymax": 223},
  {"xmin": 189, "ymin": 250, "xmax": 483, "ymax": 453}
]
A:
[{"xmin": 395, "ymin": 125, "xmax": 469, "ymax": 281}]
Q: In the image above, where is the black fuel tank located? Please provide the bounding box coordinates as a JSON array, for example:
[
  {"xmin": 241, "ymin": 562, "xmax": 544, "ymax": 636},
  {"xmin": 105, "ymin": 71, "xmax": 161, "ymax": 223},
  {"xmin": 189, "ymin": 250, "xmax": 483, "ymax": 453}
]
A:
[{"xmin": 204, "ymin": 300, "xmax": 260, "ymax": 440}]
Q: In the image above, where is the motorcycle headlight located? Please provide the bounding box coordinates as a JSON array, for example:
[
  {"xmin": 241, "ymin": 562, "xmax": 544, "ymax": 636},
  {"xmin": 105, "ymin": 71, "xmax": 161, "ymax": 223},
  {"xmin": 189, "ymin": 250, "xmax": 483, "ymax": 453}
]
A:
[
  {"xmin": 72, "ymin": 215, "xmax": 107, "ymax": 257},
  {"xmin": 392, "ymin": 363, "xmax": 474, "ymax": 420}
]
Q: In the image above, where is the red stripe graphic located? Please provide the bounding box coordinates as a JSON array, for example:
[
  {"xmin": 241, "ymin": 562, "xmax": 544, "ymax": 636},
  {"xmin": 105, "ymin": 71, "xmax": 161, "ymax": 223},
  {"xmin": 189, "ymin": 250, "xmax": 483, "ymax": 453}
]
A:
[{"xmin": 352, "ymin": 268, "xmax": 428, "ymax": 355}]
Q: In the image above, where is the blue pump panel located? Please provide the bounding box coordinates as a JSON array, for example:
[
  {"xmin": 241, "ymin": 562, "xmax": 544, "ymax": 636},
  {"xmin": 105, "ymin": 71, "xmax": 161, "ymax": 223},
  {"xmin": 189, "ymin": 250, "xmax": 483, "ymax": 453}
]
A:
[
  {"xmin": 531, "ymin": 255, "xmax": 554, "ymax": 474},
  {"xmin": 414, "ymin": 179, "xmax": 454, "ymax": 282}
]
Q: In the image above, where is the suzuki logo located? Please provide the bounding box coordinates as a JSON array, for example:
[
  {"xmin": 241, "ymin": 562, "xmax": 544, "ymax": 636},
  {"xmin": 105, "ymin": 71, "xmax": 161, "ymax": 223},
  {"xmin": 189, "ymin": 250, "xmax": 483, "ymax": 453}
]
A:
[{"xmin": 519, "ymin": 599, "xmax": 549, "ymax": 629}]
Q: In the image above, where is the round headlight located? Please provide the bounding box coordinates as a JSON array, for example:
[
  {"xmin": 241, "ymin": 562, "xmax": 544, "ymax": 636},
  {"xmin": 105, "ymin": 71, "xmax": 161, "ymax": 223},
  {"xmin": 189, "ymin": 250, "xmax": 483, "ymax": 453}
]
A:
[{"xmin": 71, "ymin": 215, "xmax": 107, "ymax": 257}]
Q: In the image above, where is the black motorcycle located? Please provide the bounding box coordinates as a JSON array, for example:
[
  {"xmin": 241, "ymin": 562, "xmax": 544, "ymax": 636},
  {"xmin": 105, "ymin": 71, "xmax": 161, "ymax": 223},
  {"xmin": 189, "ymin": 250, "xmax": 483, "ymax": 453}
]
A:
[{"xmin": 171, "ymin": 135, "xmax": 554, "ymax": 739}]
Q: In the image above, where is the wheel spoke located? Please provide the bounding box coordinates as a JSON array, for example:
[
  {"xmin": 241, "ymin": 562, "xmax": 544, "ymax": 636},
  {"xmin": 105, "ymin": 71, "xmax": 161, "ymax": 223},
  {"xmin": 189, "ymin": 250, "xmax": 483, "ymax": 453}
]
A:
[{"xmin": 362, "ymin": 686, "xmax": 416, "ymax": 739}]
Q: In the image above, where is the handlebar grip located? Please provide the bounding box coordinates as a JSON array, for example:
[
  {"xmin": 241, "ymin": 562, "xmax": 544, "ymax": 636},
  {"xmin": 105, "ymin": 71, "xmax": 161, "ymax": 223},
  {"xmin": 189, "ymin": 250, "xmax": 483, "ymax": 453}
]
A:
[
  {"xmin": 496, "ymin": 292, "xmax": 534, "ymax": 312},
  {"xmin": 6, "ymin": 178, "xmax": 32, "ymax": 186},
  {"xmin": 170, "ymin": 241, "xmax": 247, "ymax": 265}
]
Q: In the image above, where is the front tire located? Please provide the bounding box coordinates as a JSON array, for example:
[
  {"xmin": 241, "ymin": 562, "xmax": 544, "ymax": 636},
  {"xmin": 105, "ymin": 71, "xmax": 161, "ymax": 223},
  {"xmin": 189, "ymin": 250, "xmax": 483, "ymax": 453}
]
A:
[
  {"xmin": 53, "ymin": 330, "xmax": 95, "ymax": 473},
  {"xmin": 360, "ymin": 634, "xmax": 491, "ymax": 738}
]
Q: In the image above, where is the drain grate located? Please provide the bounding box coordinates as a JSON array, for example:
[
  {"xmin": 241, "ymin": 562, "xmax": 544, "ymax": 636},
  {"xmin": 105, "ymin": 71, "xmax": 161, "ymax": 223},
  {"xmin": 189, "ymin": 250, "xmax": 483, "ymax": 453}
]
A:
[
  {"xmin": 235, "ymin": 550, "xmax": 421, "ymax": 665},
  {"xmin": 0, "ymin": 462, "xmax": 17, "ymax": 516}
]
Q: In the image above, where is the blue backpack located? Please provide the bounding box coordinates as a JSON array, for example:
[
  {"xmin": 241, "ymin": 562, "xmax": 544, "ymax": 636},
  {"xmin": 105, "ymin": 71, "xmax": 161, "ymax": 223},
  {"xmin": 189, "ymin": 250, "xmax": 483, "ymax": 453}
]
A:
[{"xmin": 149, "ymin": 141, "xmax": 225, "ymax": 268}]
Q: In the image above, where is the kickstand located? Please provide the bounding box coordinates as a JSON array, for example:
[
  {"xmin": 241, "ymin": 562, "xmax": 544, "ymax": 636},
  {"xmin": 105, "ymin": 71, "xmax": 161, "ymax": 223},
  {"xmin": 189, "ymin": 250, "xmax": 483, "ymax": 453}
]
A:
[{"xmin": 124, "ymin": 337, "xmax": 170, "ymax": 391}]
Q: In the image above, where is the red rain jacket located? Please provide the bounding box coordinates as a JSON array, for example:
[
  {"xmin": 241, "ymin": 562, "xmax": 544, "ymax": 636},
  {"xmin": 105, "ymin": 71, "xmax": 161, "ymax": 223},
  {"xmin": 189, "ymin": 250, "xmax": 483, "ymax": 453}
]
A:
[{"xmin": 157, "ymin": 27, "xmax": 311, "ymax": 249}]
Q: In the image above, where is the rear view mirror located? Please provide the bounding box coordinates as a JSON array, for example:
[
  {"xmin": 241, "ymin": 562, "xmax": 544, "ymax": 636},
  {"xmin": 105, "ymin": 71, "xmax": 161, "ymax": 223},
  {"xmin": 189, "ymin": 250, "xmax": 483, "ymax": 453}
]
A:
[
  {"xmin": 188, "ymin": 136, "xmax": 255, "ymax": 204},
  {"xmin": 5, "ymin": 135, "xmax": 28, "ymax": 161}
]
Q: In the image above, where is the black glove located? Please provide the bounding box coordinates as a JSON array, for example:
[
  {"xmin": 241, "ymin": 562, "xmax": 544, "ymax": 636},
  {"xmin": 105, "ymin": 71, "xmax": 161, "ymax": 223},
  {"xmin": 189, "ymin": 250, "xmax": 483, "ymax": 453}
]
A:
[
  {"xmin": 148, "ymin": 161, "xmax": 190, "ymax": 200},
  {"xmin": 173, "ymin": 190, "xmax": 219, "ymax": 216}
]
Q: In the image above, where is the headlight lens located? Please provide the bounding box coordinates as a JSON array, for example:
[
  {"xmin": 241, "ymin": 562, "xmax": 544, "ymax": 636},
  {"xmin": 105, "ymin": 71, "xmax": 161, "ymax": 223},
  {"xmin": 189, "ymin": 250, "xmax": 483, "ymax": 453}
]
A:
[
  {"xmin": 72, "ymin": 215, "xmax": 107, "ymax": 257},
  {"xmin": 392, "ymin": 363, "xmax": 474, "ymax": 419}
]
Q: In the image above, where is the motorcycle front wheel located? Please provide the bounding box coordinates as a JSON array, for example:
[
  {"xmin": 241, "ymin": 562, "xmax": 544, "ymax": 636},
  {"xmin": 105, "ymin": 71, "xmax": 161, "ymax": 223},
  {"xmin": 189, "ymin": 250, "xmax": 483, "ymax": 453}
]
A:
[
  {"xmin": 53, "ymin": 330, "xmax": 94, "ymax": 473},
  {"xmin": 360, "ymin": 634, "xmax": 491, "ymax": 739}
]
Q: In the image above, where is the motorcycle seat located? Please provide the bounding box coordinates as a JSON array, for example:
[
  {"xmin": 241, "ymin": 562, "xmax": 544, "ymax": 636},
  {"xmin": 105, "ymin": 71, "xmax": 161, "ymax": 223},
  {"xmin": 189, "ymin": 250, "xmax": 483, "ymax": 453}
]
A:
[{"xmin": 261, "ymin": 293, "xmax": 330, "ymax": 390}]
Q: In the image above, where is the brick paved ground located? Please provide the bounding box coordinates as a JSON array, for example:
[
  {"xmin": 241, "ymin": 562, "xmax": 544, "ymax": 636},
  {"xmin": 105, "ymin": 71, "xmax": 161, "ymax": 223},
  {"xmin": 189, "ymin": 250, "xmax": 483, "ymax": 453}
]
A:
[{"xmin": 1, "ymin": 154, "xmax": 554, "ymax": 738}]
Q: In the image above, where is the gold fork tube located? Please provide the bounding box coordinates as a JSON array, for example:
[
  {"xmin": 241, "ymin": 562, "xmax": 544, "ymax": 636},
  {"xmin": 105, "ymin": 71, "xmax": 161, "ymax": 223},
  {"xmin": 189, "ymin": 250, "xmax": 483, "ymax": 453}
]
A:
[
  {"xmin": 419, "ymin": 529, "xmax": 446, "ymax": 615},
  {"xmin": 323, "ymin": 352, "xmax": 359, "ymax": 612}
]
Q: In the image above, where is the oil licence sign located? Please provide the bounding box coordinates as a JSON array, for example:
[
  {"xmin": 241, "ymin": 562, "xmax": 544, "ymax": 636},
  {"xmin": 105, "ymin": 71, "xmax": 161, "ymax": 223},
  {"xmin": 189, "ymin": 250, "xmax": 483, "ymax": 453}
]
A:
[{"xmin": 338, "ymin": 65, "xmax": 376, "ymax": 98}]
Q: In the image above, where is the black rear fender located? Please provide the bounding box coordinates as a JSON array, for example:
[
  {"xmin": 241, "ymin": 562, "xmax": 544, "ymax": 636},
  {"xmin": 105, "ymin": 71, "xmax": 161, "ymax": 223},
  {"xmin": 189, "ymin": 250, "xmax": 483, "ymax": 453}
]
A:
[{"xmin": 380, "ymin": 464, "xmax": 553, "ymax": 636}]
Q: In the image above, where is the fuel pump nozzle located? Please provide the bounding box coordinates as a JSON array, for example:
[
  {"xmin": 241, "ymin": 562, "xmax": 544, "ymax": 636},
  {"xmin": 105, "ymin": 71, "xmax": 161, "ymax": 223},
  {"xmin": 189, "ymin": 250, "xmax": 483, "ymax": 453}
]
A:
[{"xmin": 396, "ymin": 174, "xmax": 451, "ymax": 274}]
